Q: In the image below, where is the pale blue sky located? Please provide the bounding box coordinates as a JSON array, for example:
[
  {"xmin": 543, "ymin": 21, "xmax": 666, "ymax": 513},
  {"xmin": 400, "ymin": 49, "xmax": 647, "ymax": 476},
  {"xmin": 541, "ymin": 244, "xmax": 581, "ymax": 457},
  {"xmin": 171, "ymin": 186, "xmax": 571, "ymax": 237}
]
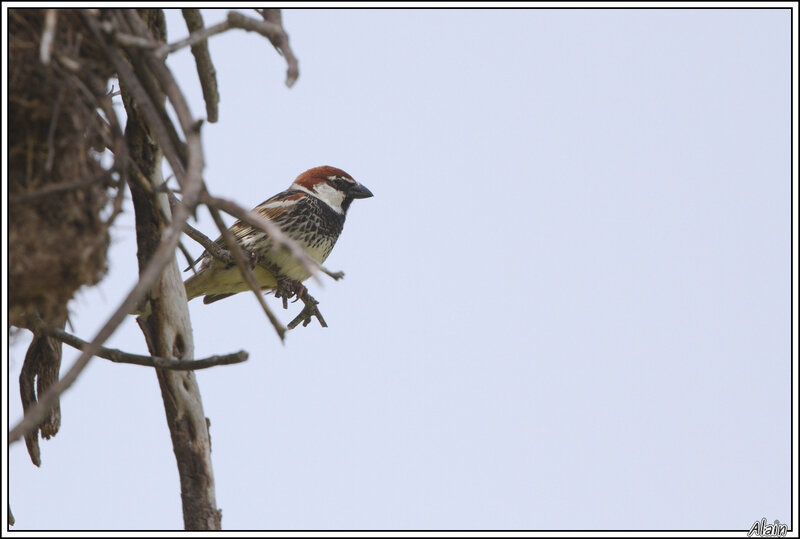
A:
[{"xmin": 7, "ymin": 8, "xmax": 793, "ymax": 530}]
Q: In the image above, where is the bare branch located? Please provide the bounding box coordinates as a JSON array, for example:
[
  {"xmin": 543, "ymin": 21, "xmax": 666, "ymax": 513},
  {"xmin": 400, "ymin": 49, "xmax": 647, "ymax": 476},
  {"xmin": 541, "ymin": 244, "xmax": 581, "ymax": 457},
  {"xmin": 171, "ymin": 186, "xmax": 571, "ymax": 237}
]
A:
[
  {"xmin": 255, "ymin": 9, "xmax": 299, "ymax": 87},
  {"xmin": 32, "ymin": 321, "xmax": 248, "ymax": 370},
  {"xmin": 155, "ymin": 18, "xmax": 229, "ymax": 58},
  {"xmin": 321, "ymin": 267, "xmax": 347, "ymax": 281},
  {"xmin": 126, "ymin": 11, "xmax": 207, "ymax": 209},
  {"xmin": 182, "ymin": 222, "xmax": 232, "ymax": 266},
  {"xmin": 156, "ymin": 10, "xmax": 299, "ymax": 87},
  {"xmin": 84, "ymin": 11, "xmax": 188, "ymax": 183},
  {"xmin": 181, "ymin": 9, "xmax": 219, "ymax": 123},
  {"xmin": 168, "ymin": 192, "xmax": 234, "ymax": 266},
  {"xmin": 118, "ymin": 11, "xmax": 193, "ymax": 177}
]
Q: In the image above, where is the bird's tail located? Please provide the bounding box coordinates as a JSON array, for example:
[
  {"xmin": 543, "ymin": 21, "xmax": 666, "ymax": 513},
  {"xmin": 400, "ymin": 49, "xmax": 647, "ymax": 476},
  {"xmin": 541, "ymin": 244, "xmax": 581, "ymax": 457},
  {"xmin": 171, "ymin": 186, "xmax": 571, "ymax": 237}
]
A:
[
  {"xmin": 183, "ymin": 263, "xmax": 280, "ymax": 303},
  {"xmin": 184, "ymin": 270, "xmax": 208, "ymax": 302}
]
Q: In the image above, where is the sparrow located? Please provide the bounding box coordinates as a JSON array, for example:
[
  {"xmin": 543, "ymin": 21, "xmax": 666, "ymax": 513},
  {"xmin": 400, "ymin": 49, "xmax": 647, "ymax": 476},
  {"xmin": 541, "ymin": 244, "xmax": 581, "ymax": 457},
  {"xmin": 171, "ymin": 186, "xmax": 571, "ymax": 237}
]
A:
[{"xmin": 184, "ymin": 166, "xmax": 373, "ymax": 304}]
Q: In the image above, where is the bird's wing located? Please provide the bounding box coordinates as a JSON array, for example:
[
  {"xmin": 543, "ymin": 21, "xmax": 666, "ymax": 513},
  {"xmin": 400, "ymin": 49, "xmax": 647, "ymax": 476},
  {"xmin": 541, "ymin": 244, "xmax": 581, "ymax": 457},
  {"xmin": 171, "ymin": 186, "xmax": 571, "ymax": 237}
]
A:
[{"xmin": 186, "ymin": 190, "xmax": 306, "ymax": 271}]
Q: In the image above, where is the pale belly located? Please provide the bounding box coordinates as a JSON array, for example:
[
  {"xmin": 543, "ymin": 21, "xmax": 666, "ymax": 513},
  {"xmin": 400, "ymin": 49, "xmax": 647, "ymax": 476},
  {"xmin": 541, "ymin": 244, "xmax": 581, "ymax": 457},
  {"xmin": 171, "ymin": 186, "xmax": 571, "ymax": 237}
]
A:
[{"xmin": 184, "ymin": 232, "xmax": 335, "ymax": 300}]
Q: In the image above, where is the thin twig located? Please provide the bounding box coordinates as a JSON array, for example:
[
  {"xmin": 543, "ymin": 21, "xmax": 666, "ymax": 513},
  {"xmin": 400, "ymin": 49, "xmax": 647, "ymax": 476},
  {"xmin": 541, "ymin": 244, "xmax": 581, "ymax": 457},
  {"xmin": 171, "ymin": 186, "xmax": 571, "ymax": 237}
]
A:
[
  {"xmin": 97, "ymin": 99, "xmax": 129, "ymax": 229},
  {"xmin": 255, "ymin": 9, "xmax": 299, "ymax": 87},
  {"xmin": 44, "ymin": 87, "xmax": 65, "ymax": 173},
  {"xmin": 168, "ymin": 192, "xmax": 234, "ymax": 266},
  {"xmin": 207, "ymin": 205, "xmax": 286, "ymax": 341},
  {"xmin": 49, "ymin": 52, "xmax": 129, "ymax": 233},
  {"xmin": 155, "ymin": 10, "xmax": 299, "ymax": 87},
  {"xmin": 32, "ymin": 321, "xmax": 248, "ymax": 370},
  {"xmin": 287, "ymin": 294, "xmax": 328, "ymax": 329},
  {"xmin": 178, "ymin": 241, "xmax": 198, "ymax": 274},
  {"xmin": 155, "ymin": 18, "xmax": 229, "ymax": 58},
  {"xmin": 184, "ymin": 223, "xmax": 232, "ymax": 265},
  {"xmin": 321, "ymin": 268, "xmax": 346, "ymax": 281}
]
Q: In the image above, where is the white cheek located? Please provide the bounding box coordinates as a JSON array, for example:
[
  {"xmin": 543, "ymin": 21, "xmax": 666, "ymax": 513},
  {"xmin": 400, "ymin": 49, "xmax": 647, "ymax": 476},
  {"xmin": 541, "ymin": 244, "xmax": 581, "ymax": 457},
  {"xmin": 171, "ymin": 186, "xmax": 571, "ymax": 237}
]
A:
[
  {"xmin": 312, "ymin": 183, "xmax": 345, "ymax": 214},
  {"xmin": 290, "ymin": 183, "xmax": 314, "ymax": 196}
]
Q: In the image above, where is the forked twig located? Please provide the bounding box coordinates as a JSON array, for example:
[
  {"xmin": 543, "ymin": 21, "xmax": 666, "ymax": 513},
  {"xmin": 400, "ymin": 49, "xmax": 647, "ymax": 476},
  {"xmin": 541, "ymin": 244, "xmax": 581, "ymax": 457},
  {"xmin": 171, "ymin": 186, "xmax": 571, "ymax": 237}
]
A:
[
  {"xmin": 287, "ymin": 294, "xmax": 328, "ymax": 329},
  {"xmin": 154, "ymin": 11, "xmax": 300, "ymax": 87},
  {"xmin": 30, "ymin": 318, "xmax": 248, "ymax": 370}
]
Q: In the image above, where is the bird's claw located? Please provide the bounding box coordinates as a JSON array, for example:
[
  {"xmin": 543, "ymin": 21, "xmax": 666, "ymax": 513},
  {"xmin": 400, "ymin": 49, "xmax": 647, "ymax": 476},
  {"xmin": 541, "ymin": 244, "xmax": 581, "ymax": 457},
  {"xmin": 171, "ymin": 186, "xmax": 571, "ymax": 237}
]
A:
[
  {"xmin": 274, "ymin": 277, "xmax": 308, "ymax": 310},
  {"xmin": 270, "ymin": 273, "xmax": 325, "ymax": 328}
]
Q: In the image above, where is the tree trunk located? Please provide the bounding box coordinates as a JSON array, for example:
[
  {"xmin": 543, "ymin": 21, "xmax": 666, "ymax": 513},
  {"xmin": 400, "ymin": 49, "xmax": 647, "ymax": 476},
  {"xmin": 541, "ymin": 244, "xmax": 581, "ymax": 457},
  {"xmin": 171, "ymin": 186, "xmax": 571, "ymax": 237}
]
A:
[{"xmin": 122, "ymin": 9, "xmax": 221, "ymax": 530}]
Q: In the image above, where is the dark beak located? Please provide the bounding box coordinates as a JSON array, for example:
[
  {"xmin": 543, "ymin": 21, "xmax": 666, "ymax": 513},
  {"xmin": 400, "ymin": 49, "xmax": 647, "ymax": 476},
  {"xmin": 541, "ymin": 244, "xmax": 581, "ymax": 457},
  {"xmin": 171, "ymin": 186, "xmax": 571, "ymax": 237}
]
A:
[{"xmin": 349, "ymin": 183, "xmax": 374, "ymax": 199}]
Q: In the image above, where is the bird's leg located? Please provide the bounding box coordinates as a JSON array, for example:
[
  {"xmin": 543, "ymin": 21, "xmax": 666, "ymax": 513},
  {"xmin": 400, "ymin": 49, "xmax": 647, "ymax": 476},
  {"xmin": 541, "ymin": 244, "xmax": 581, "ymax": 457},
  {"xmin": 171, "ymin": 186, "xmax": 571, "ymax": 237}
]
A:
[
  {"xmin": 259, "ymin": 261, "xmax": 325, "ymax": 327},
  {"xmin": 257, "ymin": 261, "xmax": 299, "ymax": 309},
  {"xmin": 274, "ymin": 276, "xmax": 306, "ymax": 309},
  {"xmin": 287, "ymin": 292, "xmax": 328, "ymax": 329}
]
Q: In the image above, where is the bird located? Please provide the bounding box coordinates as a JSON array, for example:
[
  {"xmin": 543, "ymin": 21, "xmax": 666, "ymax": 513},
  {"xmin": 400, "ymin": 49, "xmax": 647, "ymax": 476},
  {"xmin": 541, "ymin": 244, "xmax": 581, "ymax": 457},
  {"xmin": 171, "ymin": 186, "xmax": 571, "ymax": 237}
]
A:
[{"xmin": 184, "ymin": 165, "xmax": 373, "ymax": 305}]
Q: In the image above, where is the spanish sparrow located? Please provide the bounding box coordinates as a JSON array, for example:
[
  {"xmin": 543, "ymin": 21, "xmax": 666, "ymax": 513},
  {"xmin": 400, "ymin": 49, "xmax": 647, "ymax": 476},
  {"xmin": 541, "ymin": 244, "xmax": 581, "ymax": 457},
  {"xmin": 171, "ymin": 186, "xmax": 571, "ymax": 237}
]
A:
[{"xmin": 184, "ymin": 166, "xmax": 373, "ymax": 304}]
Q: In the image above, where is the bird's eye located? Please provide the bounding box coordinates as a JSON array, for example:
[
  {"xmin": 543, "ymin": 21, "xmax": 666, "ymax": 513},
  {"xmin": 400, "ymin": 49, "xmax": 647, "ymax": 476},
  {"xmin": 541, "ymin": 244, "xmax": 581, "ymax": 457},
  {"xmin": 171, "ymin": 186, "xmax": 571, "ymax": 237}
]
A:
[{"xmin": 331, "ymin": 176, "xmax": 355, "ymax": 190}]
